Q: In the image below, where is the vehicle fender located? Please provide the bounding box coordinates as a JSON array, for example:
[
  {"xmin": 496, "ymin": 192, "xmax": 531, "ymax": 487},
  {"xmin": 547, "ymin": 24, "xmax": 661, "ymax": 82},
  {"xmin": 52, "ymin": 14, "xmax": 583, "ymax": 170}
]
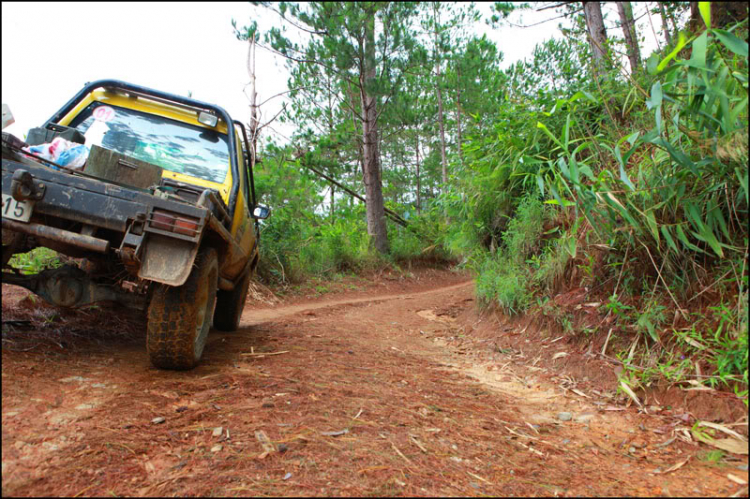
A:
[{"xmin": 138, "ymin": 234, "xmax": 200, "ymax": 287}]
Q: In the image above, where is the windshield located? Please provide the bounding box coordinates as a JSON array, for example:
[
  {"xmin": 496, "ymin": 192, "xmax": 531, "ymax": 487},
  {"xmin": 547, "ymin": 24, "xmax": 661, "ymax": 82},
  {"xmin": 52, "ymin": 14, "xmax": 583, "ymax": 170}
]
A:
[{"xmin": 69, "ymin": 102, "xmax": 230, "ymax": 183}]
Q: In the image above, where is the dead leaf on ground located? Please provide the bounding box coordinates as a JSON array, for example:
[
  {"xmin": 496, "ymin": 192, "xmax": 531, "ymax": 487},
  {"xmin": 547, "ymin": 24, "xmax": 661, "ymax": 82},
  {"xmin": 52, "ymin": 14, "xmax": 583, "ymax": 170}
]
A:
[
  {"xmin": 321, "ymin": 429, "xmax": 349, "ymax": 437},
  {"xmin": 697, "ymin": 421, "xmax": 748, "ymax": 442},
  {"xmin": 655, "ymin": 457, "xmax": 690, "ymax": 474},
  {"xmin": 571, "ymin": 388, "xmax": 590, "ymax": 398},
  {"xmin": 255, "ymin": 430, "xmax": 276, "ymax": 459},
  {"xmin": 619, "ymin": 381, "xmax": 643, "ymax": 408},
  {"xmin": 727, "ymin": 474, "xmax": 748, "ymax": 485},
  {"xmin": 703, "ymin": 437, "xmax": 749, "ymax": 455}
]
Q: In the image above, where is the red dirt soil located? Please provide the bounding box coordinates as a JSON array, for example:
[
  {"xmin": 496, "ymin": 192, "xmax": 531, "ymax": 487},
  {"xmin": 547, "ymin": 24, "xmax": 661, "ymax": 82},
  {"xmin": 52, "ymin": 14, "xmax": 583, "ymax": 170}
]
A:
[{"xmin": 2, "ymin": 268, "xmax": 748, "ymax": 497}]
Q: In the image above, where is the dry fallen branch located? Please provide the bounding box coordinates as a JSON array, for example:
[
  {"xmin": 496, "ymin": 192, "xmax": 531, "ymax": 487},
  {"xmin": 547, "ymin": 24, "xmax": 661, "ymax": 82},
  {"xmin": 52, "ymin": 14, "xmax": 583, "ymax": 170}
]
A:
[
  {"xmin": 240, "ymin": 350, "xmax": 289, "ymax": 357},
  {"xmin": 409, "ymin": 435, "xmax": 428, "ymax": 453},
  {"xmin": 390, "ymin": 441, "xmax": 413, "ymax": 464},
  {"xmin": 655, "ymin": 456, "xmax": 690, "ymax": 474}
]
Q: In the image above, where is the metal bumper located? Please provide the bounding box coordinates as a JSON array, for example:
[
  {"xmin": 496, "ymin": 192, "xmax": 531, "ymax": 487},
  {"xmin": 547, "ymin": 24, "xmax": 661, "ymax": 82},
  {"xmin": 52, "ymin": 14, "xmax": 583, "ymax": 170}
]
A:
[{"xmin": 2, "ymin": 218, "xmax": 110, "ymax": 253}]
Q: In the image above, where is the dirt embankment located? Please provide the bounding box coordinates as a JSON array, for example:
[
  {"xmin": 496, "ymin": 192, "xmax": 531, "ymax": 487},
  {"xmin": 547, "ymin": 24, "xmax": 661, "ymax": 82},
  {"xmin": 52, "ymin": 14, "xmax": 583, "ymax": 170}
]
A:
[{"xmin": 2, "ymin": 267, "xmax": 748, "ymax": 497}]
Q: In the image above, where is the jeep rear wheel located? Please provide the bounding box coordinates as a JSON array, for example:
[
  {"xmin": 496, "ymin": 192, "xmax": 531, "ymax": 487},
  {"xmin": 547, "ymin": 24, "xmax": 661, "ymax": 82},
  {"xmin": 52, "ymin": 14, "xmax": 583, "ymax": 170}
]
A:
[
  {"xmin": 147, "ymin": 247, "xmax": 218, "ymax": 370},
  {"xmin": 213, "ymin": 268, "xmax": 252, "ymax": 331}
]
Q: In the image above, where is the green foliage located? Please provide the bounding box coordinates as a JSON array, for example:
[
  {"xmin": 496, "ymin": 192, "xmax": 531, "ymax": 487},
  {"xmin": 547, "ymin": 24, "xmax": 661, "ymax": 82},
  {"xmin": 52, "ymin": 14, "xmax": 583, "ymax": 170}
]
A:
[
  {"xmin": 235, "ymin": 2, "xmax": 747, "ymax": 399},
  {"xmin": 476, "ymin": 256, "xmax": 530, "ymax": 316},
  {"xmin": 472, "ymin": 195, "xmax": 548, "ymax": 316},
  {"xmin": 9, "ymin": 247, "xmax": 61, "ymax": 274}
]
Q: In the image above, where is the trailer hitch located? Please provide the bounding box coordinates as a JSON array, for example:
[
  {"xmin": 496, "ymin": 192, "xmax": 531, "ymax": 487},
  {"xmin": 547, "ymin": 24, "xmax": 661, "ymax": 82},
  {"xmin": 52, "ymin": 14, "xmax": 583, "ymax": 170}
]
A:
[{"xmin": 11, "ymin": 169, "xmax": 46, "ymax": 201}]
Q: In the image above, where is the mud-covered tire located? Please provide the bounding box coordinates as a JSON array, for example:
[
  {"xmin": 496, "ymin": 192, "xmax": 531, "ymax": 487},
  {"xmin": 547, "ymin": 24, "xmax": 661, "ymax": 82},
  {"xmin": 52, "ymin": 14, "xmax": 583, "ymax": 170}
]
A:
[
  {"xmin": 213, "ymin": 268, "xmax": 252, "ymax": 332},
  {"xmin": 147, "ymin": 247, "xmax": 219, "ymax": 370}
]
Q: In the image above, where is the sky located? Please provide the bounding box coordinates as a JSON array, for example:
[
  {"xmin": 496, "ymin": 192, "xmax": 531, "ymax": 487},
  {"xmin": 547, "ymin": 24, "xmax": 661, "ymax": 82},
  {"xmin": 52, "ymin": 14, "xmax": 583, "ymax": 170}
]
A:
[{"xmin": 2, "ymin": 2, "xmax": 665, "ymax": 146}]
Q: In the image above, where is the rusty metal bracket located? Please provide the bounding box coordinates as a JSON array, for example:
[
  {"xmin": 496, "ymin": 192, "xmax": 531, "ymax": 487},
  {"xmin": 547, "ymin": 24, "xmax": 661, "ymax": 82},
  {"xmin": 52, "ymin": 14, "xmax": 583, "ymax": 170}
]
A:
[{"xmin": 118, "ymin": 216, "xmax": 146, "ymax": 267}]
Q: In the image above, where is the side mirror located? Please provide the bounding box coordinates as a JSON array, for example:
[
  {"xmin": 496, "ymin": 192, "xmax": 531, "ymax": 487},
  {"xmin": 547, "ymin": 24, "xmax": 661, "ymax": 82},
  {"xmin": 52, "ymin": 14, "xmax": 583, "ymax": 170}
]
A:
[{"xmin": 252, "ymin": 204, "xmax": 270, "ymax": 220}]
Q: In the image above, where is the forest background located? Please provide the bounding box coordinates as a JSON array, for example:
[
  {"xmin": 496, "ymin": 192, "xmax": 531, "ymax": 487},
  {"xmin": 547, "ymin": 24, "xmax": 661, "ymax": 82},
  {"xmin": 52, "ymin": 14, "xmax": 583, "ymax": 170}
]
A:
[{"xmin": 230, "ymin": 1, "xmax": 749, "ymax": 406}]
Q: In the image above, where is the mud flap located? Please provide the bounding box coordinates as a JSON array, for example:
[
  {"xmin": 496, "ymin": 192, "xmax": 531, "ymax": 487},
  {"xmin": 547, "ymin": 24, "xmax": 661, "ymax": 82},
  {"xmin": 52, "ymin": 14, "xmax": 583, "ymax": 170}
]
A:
[{"xmin": 139, "ymin": 234, "xmax": 199, "ymax": 287}]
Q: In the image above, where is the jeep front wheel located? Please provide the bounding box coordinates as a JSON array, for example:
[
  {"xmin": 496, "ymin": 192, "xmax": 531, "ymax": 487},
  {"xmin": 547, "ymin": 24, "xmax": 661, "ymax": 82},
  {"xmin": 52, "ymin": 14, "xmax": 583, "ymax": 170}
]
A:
[{"xmin": 147, "ymin": 247, "xmax": 218, "ymax": 370}]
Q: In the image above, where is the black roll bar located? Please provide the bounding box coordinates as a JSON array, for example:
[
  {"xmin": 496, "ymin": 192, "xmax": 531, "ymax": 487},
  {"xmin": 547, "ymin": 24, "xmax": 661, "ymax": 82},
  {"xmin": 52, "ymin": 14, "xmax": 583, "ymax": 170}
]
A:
[{"xmin": 43, "ymin": 79, "xmax": 241, "ymax": 221}]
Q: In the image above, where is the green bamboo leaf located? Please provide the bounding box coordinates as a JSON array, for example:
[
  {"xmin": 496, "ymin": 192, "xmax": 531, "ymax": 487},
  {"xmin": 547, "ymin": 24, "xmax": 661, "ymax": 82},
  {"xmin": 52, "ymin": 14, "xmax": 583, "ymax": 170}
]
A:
[
  {"xmin": 690, "ymin": 31, "xmax": 708, "ymax": 69},
  {"xmin": 578, "ymin": 164, "xmax": 594, "ymax": 181},
  {"xmin": 686, "ymin": 203, "xmax": 705, "ymax": 232},
  {"xmin": 537, "ymin": 122, "xmax": 564, "ymax": 150},
  {"xmin": 557, "ymin": 156, "xmax": 570, "ymax": 180},
  {"xmin": 569, "ymin": 155, "xmax": 580, "ymax": 185},
  {"xmin": 568, "ymin": 91, "xmax": 597, "ymax": 104},
  {"xmin": 651, "ymin": 138, "xmax": 698, "ymax": 175},
  {"xmin": 711, "ymin": 204, "xmax": 731, "ymax": 241},
  {"xmin": 693, "ymin": 228, "xmax": 724, "ymax": 257},
  {"xmin": 686, "ymin": 203, "xmax": 723, "ymax": 257},
  {"xmin": 604, "ymin": 192, "xmax": 640, "ymax": 229},
  {"xmin": 675, "ymin": 224, "xmax": 707, "ymax": 254},
  {"xmin": 661, "ymin": 226, "xmax": 679, "ymax": 254},
  {"xmin": 564, "ymin": 236, "xmax": 577, "ymax": 258},
  {"xmin": 698, "ymin": 1, "xmax": 710, "ymax": 28},
  {"xmin": 536, "ymin": 174, "xmax": 545, "ymax": 197},
  {"xmin": 729, "ymin": 95, "xmax": 748, "ymax": 129},
  {"xmin": 543, "ymin": 199, "xmax": 576, "ymax": 207},
  {"xmin": 547, "ymin": 183, "xmax": 574, "ymax": 208},
  {"xmin": 645, "ymin": 210, "xmax": 660, "ymax": 245},
  {"xmin": 618, "ymin": 152, "xmax": 635, "ymax": 191},
  {"xmin": 736, "ymin": 167, "xmax": 749, "ymax": 204},
  {"xmin": 646, "ymin": 82, "xmax": 663, "ymax": 110},
  {"xmin": 712, "ymin": 29, "xmax": 747, "ymax": 58},
  {"xmin": 657, "ymin": 32, "xmax": 691, "ymax": 73}
]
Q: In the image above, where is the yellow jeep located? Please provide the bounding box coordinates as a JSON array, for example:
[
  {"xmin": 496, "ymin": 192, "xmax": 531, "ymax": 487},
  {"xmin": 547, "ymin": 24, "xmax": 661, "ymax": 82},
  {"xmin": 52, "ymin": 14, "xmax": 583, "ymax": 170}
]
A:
[{"xmin": 1, "ymin": 79, "xmax": 269, "ymax": 369}]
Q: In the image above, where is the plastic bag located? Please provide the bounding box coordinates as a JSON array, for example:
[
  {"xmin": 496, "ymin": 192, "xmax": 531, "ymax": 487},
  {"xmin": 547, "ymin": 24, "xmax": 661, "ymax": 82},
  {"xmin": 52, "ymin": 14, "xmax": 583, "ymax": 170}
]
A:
[{"xmin": 23, "ymin": 137, "xmax": 90, "ymax": 170}]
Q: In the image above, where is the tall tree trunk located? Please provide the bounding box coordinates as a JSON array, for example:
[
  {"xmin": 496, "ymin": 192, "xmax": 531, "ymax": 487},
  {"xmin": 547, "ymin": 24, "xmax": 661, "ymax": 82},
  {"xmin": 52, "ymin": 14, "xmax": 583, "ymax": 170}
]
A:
[
  {"xmin": 247, "ymin": 34, "xmax": 259, "ymax": 172},
  {"xmin": 657, "ymin": 2, "xmax": 673, "ymax": 45},
  {"xmin": 415, "ymin": 134, "xmax": 421, "ymax": 215},
  {"xmin": 689, "ymin": 2, "xmax": 702, "ymax": 32},
  {"xmin": 360, "ymin": 13, "xmax": 389, "ymax": 253},
  {"xmin": 583, "ymin": 1, "xmax": 608, "ymax": 77},
  {"xmin": 433, "ymin": 2, "xmax": 448, "ymax": 187},
  {"xmin": 617, "ymin": 2, "xmax": 641, "ymax": 73},
  {"xmin": 455, "ymin": 63, "xmax": 464, "ymax": 165},
  {"xmin": 330, "ymin": 185, "xmax": 335, "ymax": 223},
  {"xmin": 328, "ymin": 76, "xmax": 335, "ymax": 224}
]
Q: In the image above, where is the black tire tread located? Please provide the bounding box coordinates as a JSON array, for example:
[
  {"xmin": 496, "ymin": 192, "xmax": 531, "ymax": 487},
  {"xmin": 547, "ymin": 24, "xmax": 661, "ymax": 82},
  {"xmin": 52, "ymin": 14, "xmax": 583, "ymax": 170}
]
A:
[{"xmin": 147, "ymin": 247, "xmax": 218, "ymax": 370}]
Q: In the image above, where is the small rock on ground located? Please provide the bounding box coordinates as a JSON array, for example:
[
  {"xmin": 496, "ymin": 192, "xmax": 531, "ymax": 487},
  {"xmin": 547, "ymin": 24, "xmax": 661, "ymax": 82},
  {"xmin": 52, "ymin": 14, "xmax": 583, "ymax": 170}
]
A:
[
  {"xmin": 557, "ymin": 412, "xmax": 573, "ymax": 422},
  {"xmin": 151, "ymin": 417, "xmax": 166, "ymax": 424}
]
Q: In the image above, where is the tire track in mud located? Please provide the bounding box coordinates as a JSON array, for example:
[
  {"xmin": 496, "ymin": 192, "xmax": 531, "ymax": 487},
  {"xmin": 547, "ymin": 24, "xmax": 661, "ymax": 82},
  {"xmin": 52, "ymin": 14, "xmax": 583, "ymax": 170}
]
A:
[{"xmin": 240, "ymin": 280, "xmax": 473, "ymax": 326}]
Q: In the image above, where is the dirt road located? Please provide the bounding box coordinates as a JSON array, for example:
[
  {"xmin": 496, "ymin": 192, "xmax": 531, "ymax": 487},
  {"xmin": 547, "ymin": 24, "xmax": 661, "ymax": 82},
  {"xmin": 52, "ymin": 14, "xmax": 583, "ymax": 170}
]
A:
[{"xmin": 2, "ymin": 270, "xmax": 748, "ymax": 496}]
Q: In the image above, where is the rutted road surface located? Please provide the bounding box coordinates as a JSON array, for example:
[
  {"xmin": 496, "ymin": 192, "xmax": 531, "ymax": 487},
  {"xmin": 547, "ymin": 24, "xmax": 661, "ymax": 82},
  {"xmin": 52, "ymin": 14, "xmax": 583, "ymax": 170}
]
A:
[{"xmin": 2, "ymin": 272, "xmax": 747, "ymax": 496}]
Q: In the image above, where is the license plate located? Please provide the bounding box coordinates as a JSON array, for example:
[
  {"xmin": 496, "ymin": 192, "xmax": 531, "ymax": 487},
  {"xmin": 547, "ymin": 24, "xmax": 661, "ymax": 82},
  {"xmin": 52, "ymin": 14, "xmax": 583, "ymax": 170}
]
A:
[{"xmin": 2, "ymin": 193, "xmax": 34, "ymax": 223}]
